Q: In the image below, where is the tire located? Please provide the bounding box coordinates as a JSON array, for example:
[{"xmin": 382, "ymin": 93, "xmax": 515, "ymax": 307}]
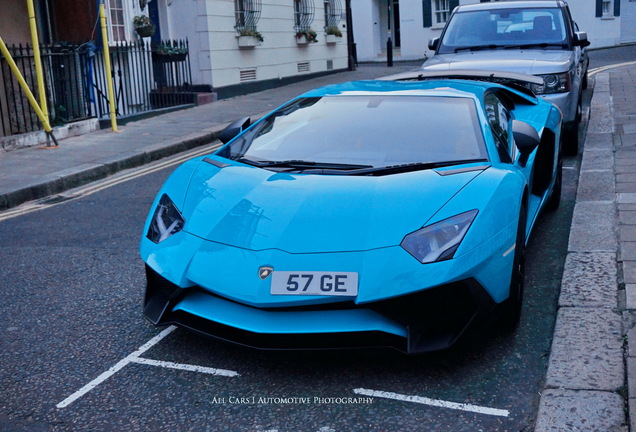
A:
[
  {"xmin": 562, "ymin": 124, "xmax": 579, "ymax": 156},
  {"xmin": 500, "ymin": 205, "xmax": 527, "ymax": 330},
  {"xmin": 545, "ymin": 154, "xmax": 562, "ymax": 211},
  {"xmin": 562, "ymin": 98, "xmax": 581, "ymax": 156}
]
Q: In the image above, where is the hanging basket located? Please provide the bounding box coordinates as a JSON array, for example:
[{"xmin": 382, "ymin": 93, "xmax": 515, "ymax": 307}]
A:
[{"xmin": 135, "ymin": 24, "xmax": 156, "ymax": 38}]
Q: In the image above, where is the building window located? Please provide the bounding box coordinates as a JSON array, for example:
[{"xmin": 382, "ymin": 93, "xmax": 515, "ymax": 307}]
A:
[
  {"xmin": 107, "ymin": 0, "xmax": 127, "ymax": 41},
  {"xmin": 324, "ymin": 0, "xmax": 343, "ymax": 29},
  {"xmin": 433, "ymin": 0, "xmax": 450, "ymax": 25},
  {"xmin": 295, "ymin": 0, "xmax": 315, "ymax": 32},
  {"xmin": 235, "ymin": 0, "xmax": 262, "ymax": 31},
  {"xmin": 596, "ymin": 0, "xmax": 619, "ymax": 18}
]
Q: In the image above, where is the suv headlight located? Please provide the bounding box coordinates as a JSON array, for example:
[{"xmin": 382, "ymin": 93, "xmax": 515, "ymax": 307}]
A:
[
  {"xmin": 401, "ymin": 210, "xmax": 478, "ymax": 264},
  {"xmin": 146, "ymin": 194, "xmax": 185, "ymax": 243},
  {"xmin": 530, "ymin": 72, "xmax": 570, "ymax": 95}
]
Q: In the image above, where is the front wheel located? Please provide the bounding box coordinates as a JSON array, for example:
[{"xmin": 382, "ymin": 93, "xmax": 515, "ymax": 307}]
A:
[{"xmin": 499, "ymin": 205, "xmax": 527, "ymax": 330}]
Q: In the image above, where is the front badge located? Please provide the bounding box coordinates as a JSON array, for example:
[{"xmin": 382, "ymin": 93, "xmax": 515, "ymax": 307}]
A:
[{"xmin": 258, "ymin": 266, "xmax": 274, "ymax": 280}]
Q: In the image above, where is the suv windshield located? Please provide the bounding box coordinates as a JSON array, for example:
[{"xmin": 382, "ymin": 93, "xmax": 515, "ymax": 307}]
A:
[
  {"xmin": 217, "ymin": 95, "xmax": 487, "ymax": 171},
  {"xmin": 438, "ymin": 7, "xmax": 569, "ymax": 54}
]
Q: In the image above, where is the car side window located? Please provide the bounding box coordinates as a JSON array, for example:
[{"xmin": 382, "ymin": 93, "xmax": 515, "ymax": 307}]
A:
[{"xmin": 485, "ymin": 93, "xmax": 513, "ymax": 163}]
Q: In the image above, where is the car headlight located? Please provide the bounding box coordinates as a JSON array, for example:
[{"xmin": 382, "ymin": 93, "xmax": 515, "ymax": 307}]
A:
[
  {"xmin": 401, "ymin": 210, "xmax": 478, "ymax": 264},
  {"xmin": 530, "ymin": 72, "xmax": 570, "ymax": 95},
  {"xmin": 146, "ymin": 194, "xmax": 185, "ymax": 243}
]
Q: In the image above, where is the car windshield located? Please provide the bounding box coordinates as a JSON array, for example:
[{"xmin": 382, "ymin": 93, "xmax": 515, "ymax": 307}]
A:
[
  {"xmin": 217, "ymin": 95, "xmax": 487, "ymax": 171},
  {"xmin": 438, "ymin": 7, "xmax": 568, "ymax": 54}
]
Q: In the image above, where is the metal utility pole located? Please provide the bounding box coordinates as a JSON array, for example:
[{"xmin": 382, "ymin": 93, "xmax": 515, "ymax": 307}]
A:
[
  {"xmin": 386, "ymin": 1, "xmax": 393, "ymax": 67},
  {"xmin": 345, "ymin": 0, "xmax": 357, "ymax": 71},
  {"xmin": 26, "ymin": 0, "xmax": 48, "ymax": 124},
  {"xmin": 99, "ymin": 2, "xmax": 118, "ymax": 132}
]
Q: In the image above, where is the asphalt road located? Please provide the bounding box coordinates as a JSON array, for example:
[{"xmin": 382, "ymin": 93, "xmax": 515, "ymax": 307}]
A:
[
  {"xmin": 588, "ymin": 43, "xmax": 636, "ymax": 69},
  {"xmin": 0, "ymin": 128, "xmax": 581, "ymax": 431}
]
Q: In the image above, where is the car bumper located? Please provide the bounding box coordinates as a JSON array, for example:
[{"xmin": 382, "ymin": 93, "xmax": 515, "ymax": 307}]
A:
[
  {"xmin": 541, "ymin": 91, "xmax": 576, "ymax": 124},
  {"xmin": 141, "ymin": 220, "xmax": 516, "ymax": 353},
  {"xmin": 144, "ymin": 265, "xmax": 497, "ymax": 353}
]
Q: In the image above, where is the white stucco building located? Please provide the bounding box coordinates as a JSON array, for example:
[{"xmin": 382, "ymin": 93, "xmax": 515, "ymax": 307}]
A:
[
  {"xmin": 351, "ymin": 0, "xmax": 636, "ymax": 62},
  {"xmin": 151, "ymin": 0, "xmax": 350, "ymax": 95}
]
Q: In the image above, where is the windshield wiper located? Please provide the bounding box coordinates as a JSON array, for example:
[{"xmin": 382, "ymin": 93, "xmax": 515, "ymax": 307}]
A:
[
  {"xmin": 345, "ymin": 159, "xmax": 489, "ymax": 176},
  {"xmin": 504, "ymin": 43, "xmax": 567, "ymax": 50},
  {"xmin": 238, "ymin": 158, "xmax": 373, "ymax": 170},
  {"xmin": 454, "ymin": 44, "xmax": 506, "ymax": 53}
]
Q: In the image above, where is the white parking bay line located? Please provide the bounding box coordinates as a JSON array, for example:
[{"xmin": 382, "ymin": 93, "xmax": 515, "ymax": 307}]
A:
[
  {"xmin": 352, "ymin": 388, "xmax": 510, "ymax": 418},
  {"xmin": 57, "ymin": 326, "xmax": 238, "ymax": 409},
  {"xmin": 130, "ymin": 357, "xmax": 239, "ymax": 377}
]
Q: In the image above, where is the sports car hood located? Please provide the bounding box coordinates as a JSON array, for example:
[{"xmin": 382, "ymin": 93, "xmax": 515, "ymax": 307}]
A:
[
  {"xmin": 180, "ymin": 160, "xmax": 485, "ymax": 253},
  {"xmin": 422, "ymin": 50, "xmax": 575, "ymax": 75}
]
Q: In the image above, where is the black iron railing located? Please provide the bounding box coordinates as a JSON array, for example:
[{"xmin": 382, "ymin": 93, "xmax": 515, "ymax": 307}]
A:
[{"xmin": 0, "ymin": 39, "xmax": 192, "ymax": 137}]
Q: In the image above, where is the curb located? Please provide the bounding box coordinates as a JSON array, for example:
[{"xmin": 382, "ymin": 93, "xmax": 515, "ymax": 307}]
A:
[{"xmin": 534, "ymin": 72, "xmax": 627, "ymax": 431}]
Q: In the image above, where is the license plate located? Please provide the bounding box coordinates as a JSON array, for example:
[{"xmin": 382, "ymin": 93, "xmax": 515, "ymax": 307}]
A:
[{"xmin": 270, "ymin": 271, "xmax": 358, "ymax": 296}]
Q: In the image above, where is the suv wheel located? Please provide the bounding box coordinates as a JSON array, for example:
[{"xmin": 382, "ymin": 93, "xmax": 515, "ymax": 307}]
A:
[
  {"xmin": 562, "ymin": 97, "xmax": 582, "ymax": 156},
  {"xmin": 562, "ymin": 123, "xmax": 579, "ymax": 156}
]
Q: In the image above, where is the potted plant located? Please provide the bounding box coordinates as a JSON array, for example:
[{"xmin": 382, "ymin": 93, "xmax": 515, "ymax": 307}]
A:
[
  {"xmin": 325, "ymin": 26, "xmax": 342, "ymax": 44},
  {"xmin": 237, "ymin": 28, "xmax": 264, "ymax": 48},
  {"xmin": 296, "ymin": 29, "xmax": 318, "ymax": 45},
  {"xmin": 133, "ymin": 15, "xmax": 155, "ymax": 38},
  {"xmin": 152, "ymin": 41, "xmax": 189, "ymax": 61}
]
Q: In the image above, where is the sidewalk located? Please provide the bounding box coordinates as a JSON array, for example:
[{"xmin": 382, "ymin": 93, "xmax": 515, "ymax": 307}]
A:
[
  {"xmin": 0, "ymin": 61, "xmax": 634, "ymax": 430},
  {"xmin": 535, "ymin": 66, "xmax": 634, "ymax": 431}
]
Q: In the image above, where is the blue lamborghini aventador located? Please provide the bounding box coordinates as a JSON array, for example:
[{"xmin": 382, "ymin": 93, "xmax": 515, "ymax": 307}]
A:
[{"xmin": 140, "ymin": 70, "xmax": 562, "ymax": 353}]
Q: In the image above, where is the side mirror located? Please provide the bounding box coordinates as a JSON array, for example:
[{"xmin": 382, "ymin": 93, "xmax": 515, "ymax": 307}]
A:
[
  {"xmin": 428, "ymin": 37, "xmax": 440, "ymax": 51},
  {"xmin": 218, "ymin": 117, "xmax": 251, "ymax": 144},
  {"xmin": 513, "ymin": 120, "xmax": 540, "ymax": 166},
  {"xmin": 574, "ymin": 31, "xmax": 590, "ymax": 48}
]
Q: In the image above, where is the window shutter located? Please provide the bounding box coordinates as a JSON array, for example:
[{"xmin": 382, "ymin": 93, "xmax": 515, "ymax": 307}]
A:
[
  {"xmin": 423, "ymin": 0, "xmax": 432, "ymax": 27},
  {"xmin": 614, "ymin": 0, "xmax": 621, "ymax": 17},
  {"xmin": 595, "ymin": 0, "xmax": 603, "ymax": 17}
]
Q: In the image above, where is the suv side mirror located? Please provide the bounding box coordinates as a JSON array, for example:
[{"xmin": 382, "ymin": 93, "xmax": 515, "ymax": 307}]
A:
[
  {"xmin": 218, "ymin": 117, "xmax": 251, "ymax": 144},
  {"xmin": 513, "ymin": 120, "xmax": 540, "ymax": 166},
  {"xmin": 574, "ymin": 31, "xmax": 591, "ymax": 48},
  {"xmin": 428, "ymin": 37, "xmax": 440, "ymax": 51}
]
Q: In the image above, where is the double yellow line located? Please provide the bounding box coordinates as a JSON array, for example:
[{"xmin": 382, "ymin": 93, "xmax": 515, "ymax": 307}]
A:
[
  {"xmin": 588, "ymin": 60, "xmax": 636, "ymax": 77},
  {"xmin": 0, "ymin": 142, "xmax": 222, "ymax": 223}
]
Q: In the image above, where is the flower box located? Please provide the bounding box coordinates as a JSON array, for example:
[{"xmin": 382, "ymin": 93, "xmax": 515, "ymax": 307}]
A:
[
  {"xmin": 238, "ymin": 36, "xmax": 260, "ymax": 48},
  {"xmin": 326, "ymin": 34, "xmax": 338, "ymax": 44},
  {"xmin": 296, "ymin": 36, "xmax": 310, "ymax": 45}
]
